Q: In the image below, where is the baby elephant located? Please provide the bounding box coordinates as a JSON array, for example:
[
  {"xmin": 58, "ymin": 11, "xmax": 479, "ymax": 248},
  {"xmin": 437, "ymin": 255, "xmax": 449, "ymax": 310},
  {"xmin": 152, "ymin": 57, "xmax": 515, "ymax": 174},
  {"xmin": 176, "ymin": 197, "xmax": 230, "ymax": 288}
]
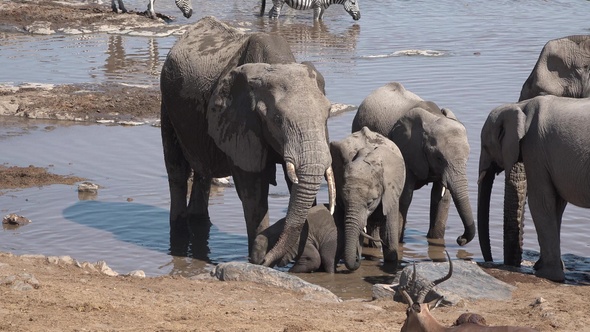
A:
[{"xmin": 252, "ymin": 204, "xmax": 344, "ymax": 273}]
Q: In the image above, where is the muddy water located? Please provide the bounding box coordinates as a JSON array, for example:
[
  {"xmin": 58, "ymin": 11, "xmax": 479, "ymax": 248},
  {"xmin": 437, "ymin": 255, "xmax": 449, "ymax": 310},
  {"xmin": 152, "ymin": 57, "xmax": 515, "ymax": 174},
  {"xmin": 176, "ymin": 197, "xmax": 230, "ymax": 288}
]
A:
[{"xmin": 2, "ymin": 0, "xmax": 590, "ymax": 298}]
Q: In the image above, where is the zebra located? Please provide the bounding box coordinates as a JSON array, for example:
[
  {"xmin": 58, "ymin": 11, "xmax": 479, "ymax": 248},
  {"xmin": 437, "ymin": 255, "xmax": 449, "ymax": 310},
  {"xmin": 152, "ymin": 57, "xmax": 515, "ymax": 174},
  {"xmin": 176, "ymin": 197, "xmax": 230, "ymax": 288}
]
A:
[
  {"xmin": 260, "ymin": 0, "xmax": 360, "ymax": 21},
  {"xmin": 111, "ymin": 0, "xmax": 193, "ymax": 19}
]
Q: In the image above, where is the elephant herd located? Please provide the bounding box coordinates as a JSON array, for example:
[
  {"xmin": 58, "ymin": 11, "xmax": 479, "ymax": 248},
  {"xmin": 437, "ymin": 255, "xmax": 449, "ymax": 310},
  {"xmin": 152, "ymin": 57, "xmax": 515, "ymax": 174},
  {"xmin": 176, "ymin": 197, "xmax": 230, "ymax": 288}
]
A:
[{"xmin": 160, "ymin": 16, "xmax": 590, "ymax": 282}]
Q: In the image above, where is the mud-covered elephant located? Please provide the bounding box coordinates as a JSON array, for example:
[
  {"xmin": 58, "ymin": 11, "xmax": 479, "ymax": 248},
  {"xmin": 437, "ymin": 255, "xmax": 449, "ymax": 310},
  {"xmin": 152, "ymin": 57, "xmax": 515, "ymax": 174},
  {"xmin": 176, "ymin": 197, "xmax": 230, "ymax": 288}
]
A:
[
  {"xmin": 160, "ymin": 16, "xmax": 335, "ymax": 265},
  {"xmin": 252, "ymin": 204, "xmax": 343, "ymax": 273},
  {"xmin": 351, "ymin": 82, "xmax": 475, "ymax": 248},
  {"xmin": 487, "ymin": 35, "xmax": 590, "ymax": 267},
  {"xmin": 330, "ymin": 127, "xmax": 406, "ymax": 270},
  {"xmin": 478, "ymin": 95, "xmax": 590, "ymax": 282},
  {"xmin": 519, "ymin": 35, "xmax": 590, "ymax": 101}
]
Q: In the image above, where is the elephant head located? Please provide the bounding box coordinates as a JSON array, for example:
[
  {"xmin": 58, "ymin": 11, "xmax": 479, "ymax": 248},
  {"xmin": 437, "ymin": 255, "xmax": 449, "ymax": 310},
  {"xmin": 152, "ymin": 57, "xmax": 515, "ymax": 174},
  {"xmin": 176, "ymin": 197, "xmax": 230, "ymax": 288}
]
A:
[
  {"xmin": 519, "ymin": 35, "xmax": 590, "ymax": 101},
  {"xmin": 330, "ymin": 127, "xmax": 405, "ymax": 271},
  {"xmin": 208, "ymin": 62, "xmax": 336, "ymax": 266},
  {"xmin": 477, "ymin": 102, "xmax": 528, "ymax": 265},
  {"xmin": 390, "ymin": 105, "xmax": 476, "ymax": 246}
]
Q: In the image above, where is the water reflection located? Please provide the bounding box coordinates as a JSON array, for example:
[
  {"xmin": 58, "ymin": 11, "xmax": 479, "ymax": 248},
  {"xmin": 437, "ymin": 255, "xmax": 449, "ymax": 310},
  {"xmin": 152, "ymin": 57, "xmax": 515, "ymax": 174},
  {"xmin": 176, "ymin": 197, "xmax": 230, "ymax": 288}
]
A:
[{"xmin": 104, "ymin": 34, "xmax": 163, "ymax": 83}]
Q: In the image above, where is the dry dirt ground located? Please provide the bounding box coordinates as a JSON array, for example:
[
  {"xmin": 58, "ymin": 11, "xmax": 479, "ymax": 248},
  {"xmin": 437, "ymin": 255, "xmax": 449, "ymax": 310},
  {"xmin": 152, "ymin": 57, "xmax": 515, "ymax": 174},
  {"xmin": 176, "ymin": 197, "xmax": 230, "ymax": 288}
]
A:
[{"xmin": 1, "ymin": 1, "xmax": 590, "ymax": 331}]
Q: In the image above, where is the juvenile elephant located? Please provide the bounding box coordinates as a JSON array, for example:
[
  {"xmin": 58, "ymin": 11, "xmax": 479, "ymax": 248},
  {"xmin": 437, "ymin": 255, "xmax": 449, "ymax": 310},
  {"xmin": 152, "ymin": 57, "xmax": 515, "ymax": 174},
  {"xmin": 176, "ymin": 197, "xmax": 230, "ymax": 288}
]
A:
[
  {"xmin": 490, "ymin": 35, "xmax": 590, "ymax": 267},
  {"xmin": 352, "ymin": 82, "xmax": 476, "ymax": 248},
  {"xmin": 160, "ymin": 17, "xmax": 335, "ymax": 265},
  {"xmin": 478, "ymin": 95, "xmax": 590, "ymax": 282},
  {"xmin": 519, "ymin": 35, "xmax": 590, "ymax": 101},
  {"xmin": 252, "ymin": 204, "xmax": 343, "ymax": 273},
  {"xmin": 330, "ymin": 127, "xmax": 406, "ymax": 270}
]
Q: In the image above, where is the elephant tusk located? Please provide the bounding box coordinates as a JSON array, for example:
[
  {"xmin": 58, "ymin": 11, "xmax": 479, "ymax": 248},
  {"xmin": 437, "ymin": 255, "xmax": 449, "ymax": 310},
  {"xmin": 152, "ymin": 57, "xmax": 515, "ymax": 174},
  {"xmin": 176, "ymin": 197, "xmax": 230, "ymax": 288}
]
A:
[
  {"xmin": 477, "ymin": 170, "xmax": 487, "ymax": 185},
  {"xmin": 361, "ymin": 231, "xmax": 383, "ymax": 244},
  {"xmin": 326, "ymin": 166, "xmax": 336, "ymax": 215},
  {"xmin": 286, "ymin": 162, "xmax": 299, "ymax": 184},
  {"xmin": 441, "ymin": 186, "xmax": 446, "ymax": 198}
]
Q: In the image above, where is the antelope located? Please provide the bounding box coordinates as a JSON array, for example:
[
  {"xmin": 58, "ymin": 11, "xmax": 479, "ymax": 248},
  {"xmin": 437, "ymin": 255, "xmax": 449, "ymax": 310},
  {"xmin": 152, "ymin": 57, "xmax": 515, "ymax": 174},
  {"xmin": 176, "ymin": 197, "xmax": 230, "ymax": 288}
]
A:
[{"xmin": 399, "ymin": 252, "xmax": 539, "ymax": 332}]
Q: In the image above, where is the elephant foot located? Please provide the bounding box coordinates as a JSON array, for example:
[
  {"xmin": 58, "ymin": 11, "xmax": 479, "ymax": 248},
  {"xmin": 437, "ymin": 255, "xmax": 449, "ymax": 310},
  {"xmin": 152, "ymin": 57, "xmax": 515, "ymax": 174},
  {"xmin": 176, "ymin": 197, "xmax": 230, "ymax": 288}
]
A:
[{"xmin": 534, "ymin": 267, "xmax": 565, "ymax": 283}]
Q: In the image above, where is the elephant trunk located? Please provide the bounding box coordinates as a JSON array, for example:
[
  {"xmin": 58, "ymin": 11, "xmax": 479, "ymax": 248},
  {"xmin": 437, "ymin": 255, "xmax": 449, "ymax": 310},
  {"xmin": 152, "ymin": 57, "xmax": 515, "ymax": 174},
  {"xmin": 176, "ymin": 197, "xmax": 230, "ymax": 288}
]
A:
[
  {"xmin": 447, "ymin": 172, "xmax": 476, "ymax": 246},
  {"xmin": 343, "ymin": 208, "xmax": 366, "ymax": 271},
  {"xmin": 503, "ymin": 162, "xmax": 527, "ymax": 267},
  {"xmin": 262, "ymin": 163, "xmax": 324, "ymax": 267},
  {"xmin": 477, "ymin": 168, "xmax": 496, "ymax": 262}
]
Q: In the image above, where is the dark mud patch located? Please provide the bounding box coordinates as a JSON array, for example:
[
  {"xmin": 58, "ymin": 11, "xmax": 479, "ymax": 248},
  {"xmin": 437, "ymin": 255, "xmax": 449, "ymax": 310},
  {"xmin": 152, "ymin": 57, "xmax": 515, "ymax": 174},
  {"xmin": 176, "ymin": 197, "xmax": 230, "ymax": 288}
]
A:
[
  {"xmin": 0, "ymin": 164, "xmax": 86, "ymax": 195},
  {"xmin": 0, "ymin": 83, "xmax": 160, "ymax": 125}
]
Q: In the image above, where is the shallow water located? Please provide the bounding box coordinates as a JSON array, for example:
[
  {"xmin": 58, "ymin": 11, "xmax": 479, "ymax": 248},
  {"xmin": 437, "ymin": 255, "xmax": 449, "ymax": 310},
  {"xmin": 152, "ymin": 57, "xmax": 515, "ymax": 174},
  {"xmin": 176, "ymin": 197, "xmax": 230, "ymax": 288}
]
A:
[{"xmin": 2, "ymin": 0, "xmax": 590, "ymax": 298}]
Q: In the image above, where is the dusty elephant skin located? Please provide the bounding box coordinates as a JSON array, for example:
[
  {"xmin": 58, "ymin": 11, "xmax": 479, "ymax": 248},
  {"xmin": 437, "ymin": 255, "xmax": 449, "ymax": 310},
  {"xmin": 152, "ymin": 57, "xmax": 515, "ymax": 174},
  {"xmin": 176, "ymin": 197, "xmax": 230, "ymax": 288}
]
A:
[
  {"xmin": 478, "ymin": 95, "xmax": 590, "ymax": 282},
  {"xmin": 330, "ymin": 127, "xmax": 406, "ymax": 271},
  {"xmin": 160, "ymin": 16, "xmax": 334, "ymax": 264},
  {"xmin": 352, "ymin": 82, "xmax": 476, "ymax": 248},
  {"xmin": 252, "ymin": 204, "xmax": 343, "ymax": 273},
  {"xmin": 489, "ymin": 35, "xmax": 590, "ymax": 267}
]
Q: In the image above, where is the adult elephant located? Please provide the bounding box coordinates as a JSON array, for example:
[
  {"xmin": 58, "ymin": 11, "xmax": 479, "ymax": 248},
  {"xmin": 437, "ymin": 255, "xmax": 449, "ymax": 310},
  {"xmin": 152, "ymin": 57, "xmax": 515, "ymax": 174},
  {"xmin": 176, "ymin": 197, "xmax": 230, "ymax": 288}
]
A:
[
  {"xmin": 484, "ymin": 35, "xmax": 590, "ymax": 267},
  {"xmin": 330, "ymin": 127, "xmax": 406, "ymax": 270},
  {"xmin": 519, "ymin": 35, "xmax": 590, "ymax": 101},
  {"xmin": 352, "ymin": 82, "xmax": 475, "ymax": 247},
  {"xmin": 160, "ymin": 16, "xmax": 335, "ymax": 266},
  {"xmin": 478, "ymin": 95, "xmax": 590, "ymax": 282}
]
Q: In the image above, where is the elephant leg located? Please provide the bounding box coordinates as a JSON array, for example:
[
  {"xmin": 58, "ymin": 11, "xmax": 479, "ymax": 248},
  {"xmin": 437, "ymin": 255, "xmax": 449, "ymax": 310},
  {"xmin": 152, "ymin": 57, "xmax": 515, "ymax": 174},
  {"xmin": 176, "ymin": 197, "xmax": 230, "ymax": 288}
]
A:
[
  {"xmin": 290, "ymin": 242, "xmax": 321, "ymax": 273},
  {"xmin": 398, "ymin": 181, "xmax": 414, "ymax": 242},
  {"xmin": 186, "ymin": 173, "xmax": 213, "ymax": 260},
  {"xmin": 528, "ymin": 181, "xmax": 567, "ymax": 282},
  {"xmin": 161, "ymin": 103, "xmax": 192, "ymax": 256},
  {"xmin": 232, "ymin": 166, "xmax": 270, "ymax": 259},
  {"xmin": 427, "ymin": 182, "xmax": 451, "ymax": 240}
]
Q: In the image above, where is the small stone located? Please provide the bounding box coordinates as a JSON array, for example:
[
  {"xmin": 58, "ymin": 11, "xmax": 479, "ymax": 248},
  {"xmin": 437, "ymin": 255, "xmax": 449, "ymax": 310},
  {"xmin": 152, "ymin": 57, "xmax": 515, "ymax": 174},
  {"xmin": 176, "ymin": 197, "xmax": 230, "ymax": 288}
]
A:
[
  {"xmin": 78, "ymin": 182, "xmax": 99, "ymax": 193},
  {"xmin": 126, "ymin": 270, "xmax": 146, "ymax": 278},
  {"xmin": 3, "ymin": 213, "xmax": 32, "ymax": 226},
  {"xmin": 96, "ymin": 261, "xmax": 118, "ymax": 277}
]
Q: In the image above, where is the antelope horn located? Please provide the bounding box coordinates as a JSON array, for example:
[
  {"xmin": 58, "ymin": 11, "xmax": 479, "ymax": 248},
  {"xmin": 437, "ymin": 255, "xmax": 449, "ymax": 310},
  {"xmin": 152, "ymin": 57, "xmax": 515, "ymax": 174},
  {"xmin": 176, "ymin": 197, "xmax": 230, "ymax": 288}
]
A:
[
  {"xmin": 286, "ymin": 162, "xmax": 299, "ymax": 184},
  {"xmin": 400, "ymin": 286, "xmax": 414, "ymax": 306},
  {"xmin": 417, "ymin": 251, "xmax": 452, "ymax": 303},
  {"xmin": 325, "ymin": 166, "xmax": 336, "ymax": 215}
]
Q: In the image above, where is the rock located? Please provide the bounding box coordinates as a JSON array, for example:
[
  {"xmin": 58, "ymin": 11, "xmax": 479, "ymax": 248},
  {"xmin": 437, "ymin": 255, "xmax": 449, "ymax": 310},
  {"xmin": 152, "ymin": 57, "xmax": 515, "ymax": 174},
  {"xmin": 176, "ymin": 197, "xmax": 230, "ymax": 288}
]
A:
[
  {"xmin": 126, "ymin": 270, "xmax": 146, "ymax": 278},
  {"xmin": 212, "ymin": 177, "xmax": 231, "ymax": 187},
  {"xmin": 0, "ymin": 273, "xmax": 40, "ymax": 291},
  {"xmin": 393, "ymin": 260, "xmax": 516, "ymax": 305},
  {"xmin": 78, "ymin": 182, "xmax": 99, "ymax": 192},
  {"xmin": 24, "ymin": 21, "xmax": 55, "ymax": 35},
  {"xmin": 372, "ymin": 283, "xmax": 395, "ymax": 300},
  {"xmin": 3, "ymin": 213, "xmax": 32, "ymax": 226},
  {"xmin": 329, "ymin": 103, "xmax": 356, "ymax": 116},
  {"xmin": 95, "ymin": 261, "xmax": 119, "ymax": 277},
  {"xmin": 212, "ymin": 262, "xmax": 341, "ymax": 303}
]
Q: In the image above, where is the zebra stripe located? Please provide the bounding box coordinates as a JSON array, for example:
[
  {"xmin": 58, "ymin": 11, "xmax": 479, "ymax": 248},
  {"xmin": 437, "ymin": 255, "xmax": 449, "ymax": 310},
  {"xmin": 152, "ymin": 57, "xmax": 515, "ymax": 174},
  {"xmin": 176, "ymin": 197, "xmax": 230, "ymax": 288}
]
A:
[
  {"xmin": 269, "ymin": 0, "xmax": 360, "ymax": 20},
  {"xmin": 112, "ymin": 0, "xmax": 192, "ymax": 19}
]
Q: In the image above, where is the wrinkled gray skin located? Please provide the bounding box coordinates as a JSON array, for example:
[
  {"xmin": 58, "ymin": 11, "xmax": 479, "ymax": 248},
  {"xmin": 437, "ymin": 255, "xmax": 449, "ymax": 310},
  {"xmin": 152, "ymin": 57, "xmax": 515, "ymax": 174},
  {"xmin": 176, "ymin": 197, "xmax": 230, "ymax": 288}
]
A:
[
  {"xmin": 111, "ymin": 0, "xmax": 193, "ymax": 18},
  {"xmin": 520, "ymin": 35, "xmax": 590, "ymax": 101},
  {"xmin": 160, "ymin": 17, "xmax": 332, "ymax": 266},
  {"xmin": 487, "ymin": 35, "xmax": 590, "ymax": 267},
  {"xmin": 479, "ymin": 95, "xmax": 590, "ymax": 282},
  {"xmin": 252, "ymin": 204, "xmax": 343, "ymax": 273},
  {"xmin": 330, "ymin": 127, "xmax": 406, "ymax": 270},
  {"xmin": 261, "ymin": 0, "xmax": 361, "ymax": 21},
  {"xmin": 352, "ymin": 82, "xmax": 476, "ymax": 248}
]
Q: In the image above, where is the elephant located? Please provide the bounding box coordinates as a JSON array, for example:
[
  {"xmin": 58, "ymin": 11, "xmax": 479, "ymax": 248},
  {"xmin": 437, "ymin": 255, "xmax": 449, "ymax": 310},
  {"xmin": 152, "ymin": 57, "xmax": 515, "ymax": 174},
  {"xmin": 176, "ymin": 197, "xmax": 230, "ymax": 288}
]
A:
[
  {"xmin": 488, "ymin": 35, "xmax": 590, "ymax": 267},
  {"xmin": 160, "ymin": 16, "xmax": 335, "ymax": 266},
  {"xmin": 519, "ymin": 35, "xmax": 590, "ymax": 102},
  {"xmin": 351, "ymin": 82, "xmax": 476, "ymax": 249},
  {"xmin": 252, "ymin": 204, "xmax": 344, "ymax": 273},
  {"xmin": 330, "ymin": 127, "xmax": 406, "ymax": 270},
  {"xmin": 478, "ymin": 95, "xmax": 590, "ymax": 282}
]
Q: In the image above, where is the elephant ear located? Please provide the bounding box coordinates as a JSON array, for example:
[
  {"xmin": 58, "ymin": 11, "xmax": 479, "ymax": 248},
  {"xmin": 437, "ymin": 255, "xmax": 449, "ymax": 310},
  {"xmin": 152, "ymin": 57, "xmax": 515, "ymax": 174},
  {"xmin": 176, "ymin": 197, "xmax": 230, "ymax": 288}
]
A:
[
  {"xmin": 497, "ymin": 105, "xmax": 527, "ymax": 172},
  {"xmin": 376, "ymin": 146, "xmax": 404, "ymax": 217},
  {"xmin": 208, "ymin": 64, "xmax": 267, "ymax": 173},
  {"xmin": 389, "ymin": 108, "xmax": 430, "ymax": 181}
]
